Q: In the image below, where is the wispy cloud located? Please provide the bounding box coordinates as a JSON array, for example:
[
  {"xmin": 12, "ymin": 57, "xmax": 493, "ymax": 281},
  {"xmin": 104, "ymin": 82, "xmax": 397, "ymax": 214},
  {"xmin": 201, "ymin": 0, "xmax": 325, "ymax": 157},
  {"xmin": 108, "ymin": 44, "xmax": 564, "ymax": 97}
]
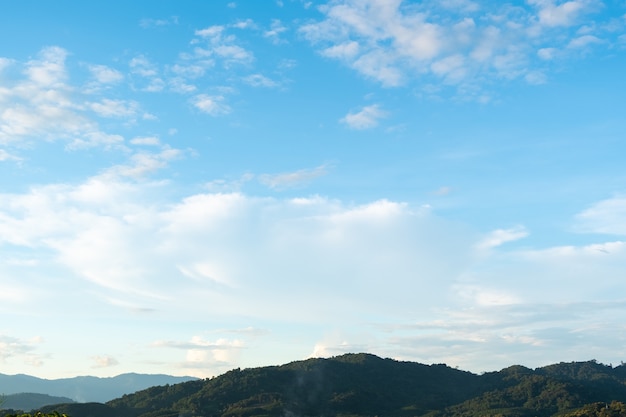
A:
[
  {"xmin": 243, "ymin": 73, "xmax": 278, "ymax": 88},
  {"xmin": 258, "ymin": 165, "xmax": 329, "ymax": 189},
  {"xmin": 340, "ymin": 104, "xmax": 387, "ymax": 129},
  {"xmin": 192, "ymin": 94, "xmax": 231, "ymax": 116},
  {"xmin": 88, "ymin": 64, "xmax": 124, "ymax": 84},
  {"xmin": 91, "ymin": 355, "xmax": 119, "ymax": 368},
  {"xmin": 139, "ymin": 16, "xmax": 179, "ymax": 29},
  {"xmin": 574, "ymin": 195, "xmax": 626, "ymax": 235},
  {"xmin": 476, "ymin": 226, "xmax": 529, "ymax": 250}
]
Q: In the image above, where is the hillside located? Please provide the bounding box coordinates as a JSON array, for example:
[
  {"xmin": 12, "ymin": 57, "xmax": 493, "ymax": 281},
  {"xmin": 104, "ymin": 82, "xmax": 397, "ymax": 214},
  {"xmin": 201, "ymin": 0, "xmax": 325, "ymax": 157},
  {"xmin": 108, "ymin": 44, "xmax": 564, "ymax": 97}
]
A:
[
  {"xmin": 25, "ymin": 354, "xmax": 626, "ymax": 417},
  {"xmin": 2, "ymin": 393, "xmax": 74, "ymax": 411},
  {"xmin": 0, "ymin": 373, "xmax": 197, "ymax": 403}
]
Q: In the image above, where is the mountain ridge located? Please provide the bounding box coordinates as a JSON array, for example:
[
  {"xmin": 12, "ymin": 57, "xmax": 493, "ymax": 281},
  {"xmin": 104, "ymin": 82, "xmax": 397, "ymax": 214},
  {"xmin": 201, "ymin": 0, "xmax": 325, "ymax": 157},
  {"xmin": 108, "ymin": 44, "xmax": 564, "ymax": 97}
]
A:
[
  {"xmin": 0, "ymin": 372, "xmax": 198, "ymax": 404},
  {"xmin": 7, "ymin": 354, "xmax": 626, "ymax": 416}
]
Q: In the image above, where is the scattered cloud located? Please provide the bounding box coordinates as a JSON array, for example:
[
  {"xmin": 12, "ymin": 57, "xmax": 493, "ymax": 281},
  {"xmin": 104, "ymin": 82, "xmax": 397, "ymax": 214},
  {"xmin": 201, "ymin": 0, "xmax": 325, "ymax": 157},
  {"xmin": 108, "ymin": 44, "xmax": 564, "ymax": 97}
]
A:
[
  {"xmin": 0, "ymin": 47, "xmax": 139, "ymax": 151},
  {"xmin": 130, "ymin": 136, "xmax": 161, "ymax": 146},
  {"xmin": 476, "ymin": 226, "xmax": 529, "ymax": 250},
  {"xmin": 529, "ymin": 0, "xmax": 596, "ymax": 28},
  {"xmin": 0, "ymin": 149, "xmax": 22, "ymax": 162},
  {"xmin": 0, "ymin": 335, "xmax": 40, "ymax": 363},
  {"xmin": 192, "ymin": 94, "xmax": 231, "ymax": 116},
  {"xmin": 243, "ymin": 73, "xmax": 278, "ymax": 87},
  {"xmin": 129, "ymin": 55, "xmax": 165, "ymax": 92},
  {"xmin": 139, "ymin": 16, "xmax": 179, "ymax": 28},
  {"xmin": 264, "ymin": 19, "xmax": 288, "ymax": 44},
  {"xmin": 568, "ymin": 34, "xmax": 603, "ymax": 48},
  {"xmin": 258, "ymin": 164, "xmax": 329, "ymax": 189},
  {"xmin": 300, "ymin": 0, "xmax": 616, "ymax": 95},
  {"xmin": 574, "ymin": 195, "xmax": 626, "ymax": 235},
  {"xmin": 89, "ymin": 98, "xmax": 140, "ymax": 118},
  {"xmin": 194, "ymin": 24, "xmax": 254, "ymax": 66},
  {"xmin": 88, "ymin": 64, "xmax": 124, "ymax": 84},
  {"xmin": 155, "ymin": 336, "xmax": 245, "ymax": 376},
  {"xmin": 91, "ymin": 355, "xmax": 119, "ymax": 368},
  {"xmin": 340, "ymin": 104, "xmax": 387, "ymax": 129},
  {"xmin": 103, "ymin": 146, "xmax": 183, "ymax": 178}
]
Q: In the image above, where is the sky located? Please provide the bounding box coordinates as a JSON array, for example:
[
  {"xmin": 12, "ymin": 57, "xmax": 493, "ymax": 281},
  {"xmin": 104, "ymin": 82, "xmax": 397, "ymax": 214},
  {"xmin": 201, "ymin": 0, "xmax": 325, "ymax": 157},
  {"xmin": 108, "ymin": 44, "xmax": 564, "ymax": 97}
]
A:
[{"xmin": 0, "ymin": 0, "xmax": 626, "ymax": 380}]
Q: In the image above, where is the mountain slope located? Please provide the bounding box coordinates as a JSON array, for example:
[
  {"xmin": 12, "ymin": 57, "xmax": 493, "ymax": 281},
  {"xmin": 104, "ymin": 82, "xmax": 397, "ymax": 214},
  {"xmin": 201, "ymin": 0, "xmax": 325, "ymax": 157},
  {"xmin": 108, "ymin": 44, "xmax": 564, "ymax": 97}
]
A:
[
  {"xmin": 106, "ymin": 353, "xmax": 484, "ymax": 417},
  {"xmin": 2, "ymin": 393, "xmax": 75, "ymax": 411},
  {"xmin": 28, "ymin": 355, "xmax": 626, "ymax": 417},
  {"xmin": 0, "ymin": 373, "xmax": 197, "ymax": 403}
]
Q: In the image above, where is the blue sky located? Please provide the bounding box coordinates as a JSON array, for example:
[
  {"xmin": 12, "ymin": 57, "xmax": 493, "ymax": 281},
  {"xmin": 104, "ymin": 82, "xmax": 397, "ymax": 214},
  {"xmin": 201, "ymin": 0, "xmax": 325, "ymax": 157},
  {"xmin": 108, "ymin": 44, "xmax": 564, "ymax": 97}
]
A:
[{"xmin": 1, "ymin": 0, "xmax": 626, "ymax": 379}]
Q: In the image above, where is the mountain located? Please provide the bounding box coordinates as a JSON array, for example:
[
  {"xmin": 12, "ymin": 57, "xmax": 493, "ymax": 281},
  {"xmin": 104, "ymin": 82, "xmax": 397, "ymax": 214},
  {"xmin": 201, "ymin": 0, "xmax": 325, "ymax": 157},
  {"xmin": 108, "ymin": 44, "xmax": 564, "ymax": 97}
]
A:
[
  {"xmin": 2, "ymin": 393, "xmax": 74, "ymax": 411},
  {"xmin": 18, "ymin": 354, "xmax": 626, "ymax": 417},
  {"xmin": 0, "ymin": 373, "xmax": 197, "ymax": 403}
]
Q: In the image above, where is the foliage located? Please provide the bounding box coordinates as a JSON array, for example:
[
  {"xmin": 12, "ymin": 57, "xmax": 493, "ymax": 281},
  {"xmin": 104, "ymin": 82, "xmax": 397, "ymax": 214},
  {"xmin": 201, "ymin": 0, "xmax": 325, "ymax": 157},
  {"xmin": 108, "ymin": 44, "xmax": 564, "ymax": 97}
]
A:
[
  {"xmin": 558, "ymin": 401, "xmax": 626, "ymax": 417},
  {"xmin": 4, "ymin": 412, "xmax": 69, "ymax": 417},
  {"xmin": 13, "ymin": 355, "xmax": 626, "ymax": 417}
]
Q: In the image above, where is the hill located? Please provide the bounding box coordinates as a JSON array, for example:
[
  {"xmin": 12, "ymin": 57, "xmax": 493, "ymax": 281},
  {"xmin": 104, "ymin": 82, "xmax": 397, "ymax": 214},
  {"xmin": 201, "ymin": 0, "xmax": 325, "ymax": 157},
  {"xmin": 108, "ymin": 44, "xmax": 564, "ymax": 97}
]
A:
[
  {"xmin": 0, "ymin": 373, "xmax": 197, "ymax": 403},
  {"xmin": 24, "ymin": 354, "xmax": 626, "ymax": 417},
  {"xmin": 2, "ymin": 393, "xmax": 74, "ymax": 411}
]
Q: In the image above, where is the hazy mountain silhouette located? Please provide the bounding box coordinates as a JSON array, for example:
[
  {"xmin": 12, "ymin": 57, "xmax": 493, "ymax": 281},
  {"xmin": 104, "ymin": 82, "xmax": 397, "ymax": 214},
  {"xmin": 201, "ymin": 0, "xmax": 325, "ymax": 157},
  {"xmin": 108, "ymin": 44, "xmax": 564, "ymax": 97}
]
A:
[{"xmin": 0, "ymin": 373, "xmax": 197, "ymax": 403}]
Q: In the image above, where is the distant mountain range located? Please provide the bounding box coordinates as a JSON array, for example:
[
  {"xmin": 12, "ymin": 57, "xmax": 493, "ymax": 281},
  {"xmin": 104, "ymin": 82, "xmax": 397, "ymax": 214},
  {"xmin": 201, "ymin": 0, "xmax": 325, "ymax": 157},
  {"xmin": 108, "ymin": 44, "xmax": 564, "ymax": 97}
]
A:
[
  {"xmin": 17, "ymin": 354, "xmax": 626, "ymax": 417},
  {"xmin": 0, "ymin": 372, "xmax": 197, "ymax": 404}
]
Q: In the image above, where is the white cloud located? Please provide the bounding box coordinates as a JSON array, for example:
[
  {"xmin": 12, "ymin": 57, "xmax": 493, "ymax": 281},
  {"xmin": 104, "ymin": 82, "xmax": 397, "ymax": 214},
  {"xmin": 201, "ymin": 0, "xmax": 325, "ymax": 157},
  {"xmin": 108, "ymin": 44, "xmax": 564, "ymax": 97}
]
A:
[
  {"xmin": 525, "ymin": 70, "xmax": 547, "ymax": 85},
  {"xmin": 0, "ymin": 49, "xmax": 128, "ymax": 150},
  {"xmin": 243, "ymin": 73, "xmax": 278, "ymax": 87},
  {"xmin": 264, "ymin": 19, "xmax": 288, "ymax": 43},
  {"xmin": 300, "ymin": 0, "xmax": 612, "ymax": 94},
  {"xmin": 25, "ymin": 46, "xmax": 68, "ymax": 86},
  {"xmin": 66, "ymin": 132, "xmax": 125, "ymax": 150},
  {"xmin": 567, "ymin": 34, "xmax": 602, "ymax": 48},
  {"xmin": 195, "ymin": 25, "xmax": 225, "ymax": 39},
  {"xmin": 537, "ymin": 47, "xmax": 558, "ymax": 60},
  {"xmin": 91, "ymin": 355, "xmax": 119, "ymax": 368},
  {"xmin": 214, "ymin": 45, "xmax": 253, "ymax": 63},
  {"xmin": 574, "ymin": 195, "xmax": 626, "ymax": 235},
  {"xmin": 0, "ymin": 335, "xmax": 41, "ymax": 363},
  {"xmin": 193, "ymin": 25, "xmax": 254, "ymax": 66},
  {"xmin": 476, "ymin": 226, "xmax": 529, "ymax": 250},
  {"xmin": 130, "ymin": 136, "xmax": 161, "ymax": 146},
  {"xmin": 322, "ymin": 41, "xmax": 360, "ymax": 60},
  {"xmin": 340, "ymin": 104, "xmax": 387, "ymax": 129},
  {"xmin": 0, "ymin": 149, "xmax": 22, "ymax": 162},
  {"xmin": 103, "ymin": 146, "xmax": 182, "ymax": 178},
  {"xmin": 192, "ymin": 94, "xmax": 231, "ymax": 116},
  {"xmin": 258, "ymin": 165, "xmax": 329, "ymax": 189},
  {"xmin": 4, "ymin": 168, "xmax": 626, "ymax": 374},
  {"xmin": 0, "ymin": 57, "xmax": 14, "ymax": 72},
  {"xmin": 232, "ymin": 19, "xmax": 255, "ymax": 30},
  {"xmin": 89, "ymin": 99, "xmax": 140, "ymax": 118},
  {"xmin": 88, "ymin": 64, "xmax": 124, "ymax": 84},
  {"xmin": 129, "ymin": 55, "xmax": 165, "ymax": 92},
  {"xmin": 529, "ymin": 0, "xmax": 594, "ymax": 27}
]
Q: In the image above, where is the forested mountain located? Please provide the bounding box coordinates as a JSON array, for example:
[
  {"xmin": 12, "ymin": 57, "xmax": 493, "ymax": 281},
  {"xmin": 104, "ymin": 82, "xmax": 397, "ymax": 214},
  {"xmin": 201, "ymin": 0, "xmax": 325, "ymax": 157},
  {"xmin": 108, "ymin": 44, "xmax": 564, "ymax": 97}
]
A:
[{"xmin": 16, "ymin": 354, "xmax": 626, "ymax": 417}]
